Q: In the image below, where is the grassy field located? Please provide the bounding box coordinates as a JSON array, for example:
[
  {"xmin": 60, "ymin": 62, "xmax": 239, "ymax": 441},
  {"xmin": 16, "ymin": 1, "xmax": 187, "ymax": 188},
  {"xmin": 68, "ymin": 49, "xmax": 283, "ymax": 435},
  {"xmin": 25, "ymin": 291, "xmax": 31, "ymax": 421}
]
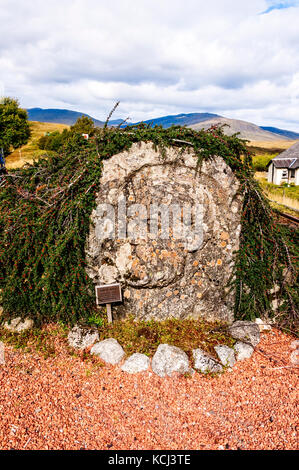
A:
[
  {"xmin": 251, "ymin": 153, "xmax": 277, "ymax": 171},
  {"xmin": 255, "ymin": 175, "xmax": 299, "ymax": 212},
  {"xmin": 6, "ymin": 121, "xmax": 69, "ymax": 169},
  {"xmin": 248, "ymin": 139, "xmax": 297, "ymax": 150},
  {"xmin": 249, "ymin": 140, "xmax": 299, "ymax": 214}
]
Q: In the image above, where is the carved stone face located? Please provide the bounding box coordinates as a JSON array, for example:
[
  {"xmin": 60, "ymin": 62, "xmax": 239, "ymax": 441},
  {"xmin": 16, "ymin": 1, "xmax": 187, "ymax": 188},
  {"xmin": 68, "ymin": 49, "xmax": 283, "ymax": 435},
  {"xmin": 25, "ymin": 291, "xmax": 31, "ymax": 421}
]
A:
[{"xmin": 86, "ymin": 142, "xmax": 242, "ymax": 323}]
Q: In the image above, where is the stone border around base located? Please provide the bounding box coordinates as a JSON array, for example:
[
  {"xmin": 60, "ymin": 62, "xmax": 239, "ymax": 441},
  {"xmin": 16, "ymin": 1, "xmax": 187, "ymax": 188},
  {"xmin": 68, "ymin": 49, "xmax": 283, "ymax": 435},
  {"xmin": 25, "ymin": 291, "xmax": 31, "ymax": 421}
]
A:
[
  {"xmin": 66, "ymin": 320, "xmax": 261, "ymax": 377},
  {"xmin": 0, "ymin": 319, "xmax": 261, "ymax": 376}
]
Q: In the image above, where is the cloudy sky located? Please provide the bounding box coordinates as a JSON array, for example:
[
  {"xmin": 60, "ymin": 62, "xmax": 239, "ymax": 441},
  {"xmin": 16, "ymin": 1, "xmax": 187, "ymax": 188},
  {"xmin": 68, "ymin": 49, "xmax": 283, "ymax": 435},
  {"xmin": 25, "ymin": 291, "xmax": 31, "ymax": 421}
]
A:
[{"xmin": 0, "ymin": 0, "xmax": 299, "ymax": 129}]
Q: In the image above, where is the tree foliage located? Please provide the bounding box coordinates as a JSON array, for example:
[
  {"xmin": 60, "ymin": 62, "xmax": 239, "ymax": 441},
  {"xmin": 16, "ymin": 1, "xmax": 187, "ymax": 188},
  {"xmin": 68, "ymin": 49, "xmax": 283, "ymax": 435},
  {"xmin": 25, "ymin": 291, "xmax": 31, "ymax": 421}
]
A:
[
  {"xmin": 70, "ymin": 115, "xmax": 95, "ymax": 135},
  {"xmin": 37, "ymin": 116, "xmax": 95, "ymax": 153},
  {"xmin": 0, "ymin": 97, "xmax": 30, "ymax": 156},
  {"xmin": 38, "ymin": 129, "xmax": 69, "ymax": 152}
]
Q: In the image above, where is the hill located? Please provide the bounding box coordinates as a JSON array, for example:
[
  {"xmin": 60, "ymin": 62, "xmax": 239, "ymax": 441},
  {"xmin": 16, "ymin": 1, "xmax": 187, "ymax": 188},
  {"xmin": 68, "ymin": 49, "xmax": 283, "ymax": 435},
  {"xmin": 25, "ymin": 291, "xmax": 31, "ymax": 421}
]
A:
[
  {"xmin": 27, "ymin": 108, "xmax": 106, "ymax": 127},
  {"xmin": 260, "ymin": 126, "xmax": 299, "ymax": 140},
  {"xmin": 189, "ymin": 116, "xmax": 292, "ymax": 142},
  {"xmin": 130, "ymin": 112, "xmax": 220, "ymax": 128}
]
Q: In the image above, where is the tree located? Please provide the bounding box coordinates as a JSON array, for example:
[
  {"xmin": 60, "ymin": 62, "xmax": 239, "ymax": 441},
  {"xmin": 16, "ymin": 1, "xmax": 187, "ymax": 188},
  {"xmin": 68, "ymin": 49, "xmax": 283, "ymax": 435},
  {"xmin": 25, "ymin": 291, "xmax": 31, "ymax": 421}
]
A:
[
  {"xmin": 70, "ymin": 115, "xmax": 95, "ymax": 135},
  {"xmin": 38, "ymin": 129, "xmax": 69, "ymax": 152},
  {"xmin": 0, "ymin": 97, "xmax": 31, "ymax": 156}
]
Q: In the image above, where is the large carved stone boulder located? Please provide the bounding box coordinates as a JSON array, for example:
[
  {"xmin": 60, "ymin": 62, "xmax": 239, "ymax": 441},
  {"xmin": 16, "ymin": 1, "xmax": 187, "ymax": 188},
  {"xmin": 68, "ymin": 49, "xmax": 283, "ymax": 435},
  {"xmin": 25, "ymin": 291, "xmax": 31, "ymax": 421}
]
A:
[{"xmin": 86, "ymin": 142, "xmax": 243, "ymax": 322}]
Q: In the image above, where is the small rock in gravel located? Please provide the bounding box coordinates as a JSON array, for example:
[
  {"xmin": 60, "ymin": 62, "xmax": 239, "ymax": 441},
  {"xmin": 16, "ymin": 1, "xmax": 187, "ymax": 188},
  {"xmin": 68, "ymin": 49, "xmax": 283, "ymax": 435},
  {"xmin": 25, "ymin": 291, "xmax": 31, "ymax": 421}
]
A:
[
  {"xmin": 121, "ymin": 353, "xmax": 150, "ymax": 374},
  {"xmin": 68, "ymin": 325, "xmax": 99, "ymax": 350},
  {"xmin": 255, "ymin": 318, "xmax": 272, "ymax": 332},
  {"xmin": 234, "ymin": 341, "xmax": 254, "ymax": 361},
  {"xmin": 290, "ymin": 340, "xmax": 299, "ymax": 350},
  {"xmin": 214, "ymin": 345, "xmax": 236, "ymax": 367},
  {"xmin": 192, "ymin": 348, "xmax": 223, "ymax": 373},
  {"xmin": 90, "ymin": 338, "xmax": 125, "ymax": 365},
  {"xmin": 290, "ymin": 349, "xmax": 299, "ymax": 365},
  {"xmin": 152, "ymin": 344, "xmax": 190, "ymax": 377},
  {"xmin": 228, "ymin": 321, "xmax": 260, "ymax": 347},
  {"xmin": 4, "ymin": 317, "xmax": 34, "ymax": 333},
  {"xmin": 0, "ymin": 341, "xmax": 4, "ymax": 365}
]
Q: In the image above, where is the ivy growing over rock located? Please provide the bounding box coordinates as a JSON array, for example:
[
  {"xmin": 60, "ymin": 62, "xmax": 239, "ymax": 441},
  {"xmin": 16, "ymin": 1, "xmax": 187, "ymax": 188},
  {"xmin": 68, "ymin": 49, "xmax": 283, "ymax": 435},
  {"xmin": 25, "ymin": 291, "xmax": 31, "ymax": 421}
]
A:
[{"xmin": 0, "ymin": 122, "xmax": 298, "ymax": 331}]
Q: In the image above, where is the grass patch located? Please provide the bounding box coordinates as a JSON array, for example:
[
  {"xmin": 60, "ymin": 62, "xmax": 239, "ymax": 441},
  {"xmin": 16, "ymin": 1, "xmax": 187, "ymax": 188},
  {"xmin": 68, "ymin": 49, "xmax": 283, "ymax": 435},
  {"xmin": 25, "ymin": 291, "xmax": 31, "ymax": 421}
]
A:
[
  {"xmin": 0, "ymin": 323, "xmax": 68, "ymax": 359},
  {"xmin": 256, "ymin": 178, "xmax": 299, "ymax": 213},
  {"xmin": 258, "ymin": 179, "xmax": 299, "ymax": 202},
  {"xmin": 87, "ymin": 316, "xmax": 235, "ymax": 359},
  {"xmin": 270, "ymin": 201, "xmax": 299, "ymax": 218},
  {"xmin": 252, "ymin": 153, "xmax": 277, "ymax": 172},
  {"xmin": 248, "ymin": 144, "xmax": 283, "ymax": 172}
]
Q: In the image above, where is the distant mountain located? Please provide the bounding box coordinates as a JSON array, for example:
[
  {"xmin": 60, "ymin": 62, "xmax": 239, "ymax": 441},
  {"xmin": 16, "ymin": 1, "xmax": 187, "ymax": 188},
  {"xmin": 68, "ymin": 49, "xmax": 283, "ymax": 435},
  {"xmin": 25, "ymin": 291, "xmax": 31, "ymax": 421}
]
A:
[
  {"xmin": 260, "ymin": 126, "xmax": 299, "ymax": 140},
  {"xmin": 130, "ymin": 112, "xmax": 220, "ymax": 128},
  {"xmin": 27, "ymin": 108, "xmax": 105, "ymax": 127},
  {"xmin": 26, "ymin": 108, "xmax": 299, "ymax": 143},
  {"xmin": 26, "ymin": 109, "xmax": 220, "ymax": 130},
  {"xmin": 190, "ymin": 117, "xmax": 292, "ymax": 142}
]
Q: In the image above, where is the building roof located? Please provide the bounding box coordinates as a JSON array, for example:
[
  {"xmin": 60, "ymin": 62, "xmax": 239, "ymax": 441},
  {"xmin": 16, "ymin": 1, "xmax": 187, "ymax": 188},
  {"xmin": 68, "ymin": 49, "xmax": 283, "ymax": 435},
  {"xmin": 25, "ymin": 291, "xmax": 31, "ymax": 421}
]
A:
[{"xmin": 269, "ymin": 141, "xmax": 299, "ymax": 169}]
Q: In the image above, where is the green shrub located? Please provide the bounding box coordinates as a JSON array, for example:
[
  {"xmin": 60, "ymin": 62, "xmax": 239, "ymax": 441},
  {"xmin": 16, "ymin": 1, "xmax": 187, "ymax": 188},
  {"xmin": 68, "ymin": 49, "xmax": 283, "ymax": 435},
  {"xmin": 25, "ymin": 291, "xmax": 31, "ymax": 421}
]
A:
[
  {"xmin": 252, "ymin": 154, "xmax": 276, "ymax": 171},
  {"xmin": 0, "ymin": 97, "xmax": 31, "ymax": 156}
]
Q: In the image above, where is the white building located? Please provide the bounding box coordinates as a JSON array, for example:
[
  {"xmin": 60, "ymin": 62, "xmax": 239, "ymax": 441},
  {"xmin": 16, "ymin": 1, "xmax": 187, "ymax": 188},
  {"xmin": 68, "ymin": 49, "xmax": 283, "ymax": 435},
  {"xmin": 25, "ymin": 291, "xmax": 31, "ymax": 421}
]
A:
[{"xmin": 267, "ymin": 141, "xmax": 299, "ymax": 186}]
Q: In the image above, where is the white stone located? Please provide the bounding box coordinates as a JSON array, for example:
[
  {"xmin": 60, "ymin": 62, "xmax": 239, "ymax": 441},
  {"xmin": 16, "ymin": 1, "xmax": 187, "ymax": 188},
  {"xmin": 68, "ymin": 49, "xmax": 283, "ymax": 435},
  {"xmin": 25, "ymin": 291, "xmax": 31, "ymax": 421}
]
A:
[
  {"xmin": 121, "ymin": 353, "xmax": 150, "ymax": 373},
  {"xmin": 91, "ymin": 338, "xmax": 125, "ymax": 365},
  {"xmin": 214, "ymin": 345, "xmax": 236, "ymax": 367},
  {"xmin": 290, "ymin": 350, "xmax": 299, "ymax": 365},
  {"xmin": 4, "ymin": 317, "xmax": 34, "ymax": 333},
  {"xmin": 152, "ymin": 344, "xmax": 190, "ymax": 377},
  {"xmin": 228, "ymin": 321, "xmax": 260, "ymax": 347},
  {"xmin": 0, "ymin": 341, "xmax": 5, "ymax": 365},
  {"xmin": 254, "ymin": 318, "xmax": 272, "ymax": 332},
  {"xmin": 290, "ymin": 340, "xmax": 299, "ymax": 350},
  {"xmin": 68, "ymin": 325, "xmax": 99, "ymax": 350},
  {"xmin": 192, "ymin": 348, "xmax": 223, "ymax": 373},
  {"xmin": 234, "ymin": 341, "xmax": 254, "ymax": 361}
]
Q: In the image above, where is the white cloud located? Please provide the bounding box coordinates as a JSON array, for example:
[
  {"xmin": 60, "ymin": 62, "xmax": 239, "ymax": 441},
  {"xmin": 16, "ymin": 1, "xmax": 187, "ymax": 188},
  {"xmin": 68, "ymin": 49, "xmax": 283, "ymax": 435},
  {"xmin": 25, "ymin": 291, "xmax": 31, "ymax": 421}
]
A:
[{"xmin": 0, "ymin": 0, "xmax": 299, "ymax": 130}]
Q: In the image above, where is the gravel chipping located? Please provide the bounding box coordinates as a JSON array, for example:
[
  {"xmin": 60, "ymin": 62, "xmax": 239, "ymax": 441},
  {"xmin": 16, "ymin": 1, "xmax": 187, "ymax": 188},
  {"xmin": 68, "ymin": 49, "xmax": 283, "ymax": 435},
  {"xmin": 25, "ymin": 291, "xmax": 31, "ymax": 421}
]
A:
[{"xmin": 0, "ymin": 328, "xmax": 298, "ymax": 450}]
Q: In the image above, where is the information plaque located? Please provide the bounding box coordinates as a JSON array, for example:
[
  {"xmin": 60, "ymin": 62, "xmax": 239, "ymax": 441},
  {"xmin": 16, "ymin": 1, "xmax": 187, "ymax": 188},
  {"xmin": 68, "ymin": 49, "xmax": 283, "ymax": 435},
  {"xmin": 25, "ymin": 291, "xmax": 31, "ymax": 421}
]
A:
[{"xmin": 95, "ymin": 283, "xmax": 122, "ymax": 305}]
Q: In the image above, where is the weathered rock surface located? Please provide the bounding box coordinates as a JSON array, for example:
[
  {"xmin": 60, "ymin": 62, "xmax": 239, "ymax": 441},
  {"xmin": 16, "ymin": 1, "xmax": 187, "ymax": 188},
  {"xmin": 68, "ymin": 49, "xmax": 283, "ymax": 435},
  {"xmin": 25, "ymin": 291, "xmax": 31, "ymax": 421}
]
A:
[
  {"xmin": 121, "ymin": 353, "xmax": 150, "ymax": 373},
  {"xmin": 228, "ymin": 321, "xmax": 260, "ymax": 347},
  {"xmin": 90, "ymin": 338, "xmax": 125, "ymax": 365},
  {"xmin": 86, "ymin": 142, "xmax": 243, "ymax": 322},
  {"xmin": 4, "ymin": 317, "xmax": 34, "ymax": 333},
  {"xmin": 68, "ymin": 325, "xmax": 99, "ymax": 350},
  {"xmin": 152, "ymin": 344, "xmax": 190, "ymax": 377},
  {"xmin": 214, "ymin": 345, "xmax": 236, "ymax": 367},
  {"xmin": 192, "ymin": 348, "xmax": 223, "ymax": 373},
  {"xmin": 234, "ymin": 341, "xmax": 254, "ymax": 361}
]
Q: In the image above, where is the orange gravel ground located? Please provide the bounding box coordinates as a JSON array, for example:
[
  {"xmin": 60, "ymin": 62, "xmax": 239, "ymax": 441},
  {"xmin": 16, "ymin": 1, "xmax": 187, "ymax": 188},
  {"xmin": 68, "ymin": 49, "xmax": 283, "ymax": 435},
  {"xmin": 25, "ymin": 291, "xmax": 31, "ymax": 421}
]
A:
[{"xmin": 0, "ymin": 328, "xmax": 298, "ymax": 450}]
